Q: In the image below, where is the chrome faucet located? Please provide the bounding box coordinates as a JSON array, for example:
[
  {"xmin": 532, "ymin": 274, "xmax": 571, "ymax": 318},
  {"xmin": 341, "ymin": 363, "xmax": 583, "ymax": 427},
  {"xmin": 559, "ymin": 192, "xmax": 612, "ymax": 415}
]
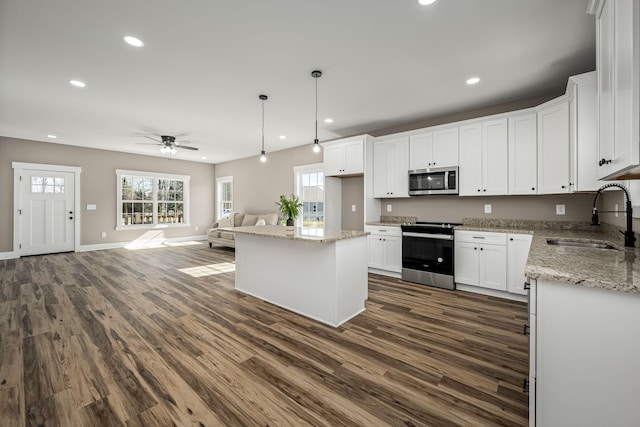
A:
[{"xmin": 591, "ymin": 183, "xmax": 636, "ymax": 248}]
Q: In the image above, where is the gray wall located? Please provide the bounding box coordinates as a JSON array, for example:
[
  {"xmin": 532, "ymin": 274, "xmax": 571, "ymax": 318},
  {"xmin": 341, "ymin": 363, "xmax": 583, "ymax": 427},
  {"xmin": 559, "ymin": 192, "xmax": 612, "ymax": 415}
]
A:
[
  {"xmin": 341, "ymin": 177, "xmax": 364, "ymax": 230},
  {"xmin": 214, "ymin": 144, "xmax": 320, "ymax": 216},
  {"xmin": 0, "ymin": 136, "xmax": 215, "ymax": 252}
]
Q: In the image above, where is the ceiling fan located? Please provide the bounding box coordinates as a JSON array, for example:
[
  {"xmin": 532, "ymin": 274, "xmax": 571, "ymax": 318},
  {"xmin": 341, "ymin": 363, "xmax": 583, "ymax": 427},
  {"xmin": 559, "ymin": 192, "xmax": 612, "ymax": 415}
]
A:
[{"xmin": 137, "ymin": 135, "xmax": 199, "ymax": 154}]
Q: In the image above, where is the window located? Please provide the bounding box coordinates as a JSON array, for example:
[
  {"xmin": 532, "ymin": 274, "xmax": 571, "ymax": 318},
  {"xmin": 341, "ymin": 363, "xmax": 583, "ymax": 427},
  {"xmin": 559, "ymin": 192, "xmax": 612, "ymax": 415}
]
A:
[
  {"xmin": 116, "ymin": 170, "xmax": 190, "ymax": 229},
  {"xmin": 294, "ymin": 164, "xmax": 324, "ymax": 228},
  {"xmin": 31, "ymin": 176, "xmax": 65, "ymax": 193},
  {"xmin": 216, "ymin": 176, "xmax": 233, "ymax": 220}
]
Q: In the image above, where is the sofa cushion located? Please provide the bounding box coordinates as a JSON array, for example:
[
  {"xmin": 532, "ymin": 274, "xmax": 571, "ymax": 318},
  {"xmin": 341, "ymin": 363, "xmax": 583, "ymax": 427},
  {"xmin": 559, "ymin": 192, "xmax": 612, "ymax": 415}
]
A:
[
  {"xmin": 258, "ymin": 213, "xmax": 279, "ymax": 225},
  {"xmin": 241, "ymin": 214, "xmax": 259, "ymax": 226},
  {"xmin": 219, "ymin": 231, "xmax": 235, "ymax": 240},
  {"xmin": 255, "ymin": 218, "xmax": 266, "ymax": 226},
  {"xmin": 233, "ymin": 213, "xmax": 245, "ymax": 227},
  {"xmin": 218, "ymin": 217, "xmax": 232, "ymax": 228},
  {"xmin": 207, "ymin": 230, "xmax": 221, "ymax": 238}
]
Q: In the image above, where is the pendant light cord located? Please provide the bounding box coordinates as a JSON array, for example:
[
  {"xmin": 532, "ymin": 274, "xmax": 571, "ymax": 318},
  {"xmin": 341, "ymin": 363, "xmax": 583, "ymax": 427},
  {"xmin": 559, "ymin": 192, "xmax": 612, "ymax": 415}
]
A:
[
  {"xmin": 261, "ymin": 97, "xmax": 265, "ymax": 152},
  {"xmin": 315, "ymin": 76, "xmax": 318, "ymax": 143}
]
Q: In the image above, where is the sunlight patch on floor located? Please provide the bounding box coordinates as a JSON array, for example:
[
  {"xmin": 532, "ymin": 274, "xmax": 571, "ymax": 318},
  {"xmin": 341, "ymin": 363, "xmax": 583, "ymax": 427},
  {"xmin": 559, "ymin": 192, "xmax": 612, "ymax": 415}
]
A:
[{"xmin": 178, "ymin": 262, "xmax": 236, "ymax": 277}]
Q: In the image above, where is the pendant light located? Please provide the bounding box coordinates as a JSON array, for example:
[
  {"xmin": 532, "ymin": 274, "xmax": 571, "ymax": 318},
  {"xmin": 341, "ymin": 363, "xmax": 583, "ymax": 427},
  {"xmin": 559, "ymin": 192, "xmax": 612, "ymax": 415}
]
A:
[
  {"xmin": 311, "ymin": 70, "xmax": 322, "ymax": 153},
  {"xmin": 259, "ymin": 94, "xmax": 268, "ymax": 162}
]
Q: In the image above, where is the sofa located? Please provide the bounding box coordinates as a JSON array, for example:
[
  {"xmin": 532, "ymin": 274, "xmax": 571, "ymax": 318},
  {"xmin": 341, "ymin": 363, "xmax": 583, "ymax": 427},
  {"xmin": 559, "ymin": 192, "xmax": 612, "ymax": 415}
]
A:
[{"xmin": 207, "ymin": 212, "xmax": 279, "ymax": 248}]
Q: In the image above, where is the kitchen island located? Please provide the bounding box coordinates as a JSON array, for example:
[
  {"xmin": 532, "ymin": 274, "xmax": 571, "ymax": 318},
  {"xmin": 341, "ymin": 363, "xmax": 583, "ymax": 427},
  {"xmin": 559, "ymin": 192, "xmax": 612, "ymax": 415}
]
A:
[{"xmin": 233, "ymin": 225, "xmax": 369, "ymax": 327}]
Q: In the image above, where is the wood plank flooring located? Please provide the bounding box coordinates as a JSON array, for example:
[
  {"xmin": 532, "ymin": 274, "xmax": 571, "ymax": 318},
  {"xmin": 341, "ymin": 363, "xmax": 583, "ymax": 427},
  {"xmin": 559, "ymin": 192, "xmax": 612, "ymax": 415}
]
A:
[{"xmin": 0, "ymin": 242, "xmax": 529, "ymax": 426}]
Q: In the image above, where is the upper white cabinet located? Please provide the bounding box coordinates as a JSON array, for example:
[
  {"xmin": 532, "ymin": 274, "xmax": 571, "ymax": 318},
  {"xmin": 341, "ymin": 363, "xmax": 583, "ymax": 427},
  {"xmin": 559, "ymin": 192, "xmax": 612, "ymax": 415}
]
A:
[
  {"xmin": 591, "ymin": 0, "xmax": 640, "ymax": 180},
  {"xmin": 323, "ymin": 137, "xmax": 364, "ymax": 177},
  {"xmin": 409, "ymin": 127, "xmax": 459, "ymax": 170},
  {"xmin": 508, "ymin": 113, "xmax": 538, "ymax": 195},
  {"xmin": 568, "ymin": 71, "xmax": 601, "ymax": 192},
  {"xmin": 459, "ymin": 119, "xmax": 508, "ymax": 196},
  {"xmin": 373, "ymin": 136, "xmax": 409, "ymax": 198},
  {"xmin": 537, "ymin": 98, "xmax": 571, "ymax": 194}
]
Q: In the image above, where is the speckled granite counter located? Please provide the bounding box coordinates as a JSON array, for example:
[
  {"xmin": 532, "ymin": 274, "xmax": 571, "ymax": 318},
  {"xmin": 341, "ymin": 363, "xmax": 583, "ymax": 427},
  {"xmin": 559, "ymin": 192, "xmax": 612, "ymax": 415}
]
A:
[
  {"xmin": 458, "ymin": 219, "xmax": 640, "ymax": 294},
  {"xmin": 233, "ymin": 225, "xmax": 368, "ymax": 243}
]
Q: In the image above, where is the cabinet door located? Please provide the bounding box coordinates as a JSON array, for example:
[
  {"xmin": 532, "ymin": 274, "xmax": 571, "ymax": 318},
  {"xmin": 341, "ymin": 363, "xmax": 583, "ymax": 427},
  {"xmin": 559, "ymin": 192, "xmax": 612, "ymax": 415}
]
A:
[
  {"xmin": 324, "ymin": 144, "xmax": 344, "ymax": 176},
  {"xmin": 508, "ymin": 113, "xmax": 538, "ymax": 195},
  {"xmin": 537, "ymin": 100, "xmax": 570, "ymax": 194},
  {"xmin": 597, "ymin": 0, "xmax": 615, "ymax": 178},
  {"xmin": 507, "ymin": 234, "xmax": 533, "ymax": 295},
  {"xmin": 343, "ymin": 139, "xmax": 364, "ymax": 175},
  {"xmin": 389, "ymin": 137, "xmax": 410, "ymax": 197},
  {"xmin": 373, "ymin": 140, "xmax": 390, "ymax": 197},
  {"xmin": 454, "ymin": 241, "xmax": 479, "ymax": 285},
  {"xmin": 431, "ymin": 127, "xmax": 459, "ymax": 167},
  {"xmin": 458, "ymin": 123, "xmax": 483, "ymax": 196},
  {"xmin": 409, "ymin": 132, "xmax": 432, "ymax": 170},
  {"xmin": 384, "ymin": 236, "xmax": 402, "ymax": 273},
  {"xmin": 479, "ymin": 244, "xmax": 507, "ymax": 291},
  {"xmin": 367, "ymin": 235, "xmax": 385, "ymax": 269},
  {"xmin": 482, "ymin": 118, "xmax": 508, "ymax": 195},
  {"xmin": 571, "ymin": 74, "xmax": 600, "ymax": 192}
]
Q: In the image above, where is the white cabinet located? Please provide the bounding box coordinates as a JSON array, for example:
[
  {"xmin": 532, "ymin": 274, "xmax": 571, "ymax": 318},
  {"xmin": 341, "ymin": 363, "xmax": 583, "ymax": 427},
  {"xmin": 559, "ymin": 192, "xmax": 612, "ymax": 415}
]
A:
[
  {"xmin": 323, "ymin": 137, "xmax": 364, "ymax": 177},
  {"xmin": 365, "ymin": 225, "xmax": 402, "ymax": 273},
  {"xmin": 591, "ymin": 0, "xmax": 640, "ymax": 180},
  {"xmin": 454, "ymin": 231, "xmax": 507, "ymax": 291},
  {"xmin": 508, "ymin": 113, "xmax": 538, "ymax": 195},
  {"xmin": 529, "ymin": 279, "xmax": 640, "ymax": 426},
  {"xmin": 373, "ymin": 136, "xmax": 409, "ymax": 198},
  {"xmin": 568, "ymin": 71, "xmax": 601, "ymax": 192},
  {"xmin": 458, "ymin": 119, "xmax": 508, "ymax": 196},
  {"xmin": 507, "ymin": 233, "xmax": 532, "ymax": 296},
  {"xmin": 409, "ymin": 127, "xmax": 459, "ymax": 170},
  {"xmin": 537, "ymin": 98, "xmax": 570, "ymax": 194}
]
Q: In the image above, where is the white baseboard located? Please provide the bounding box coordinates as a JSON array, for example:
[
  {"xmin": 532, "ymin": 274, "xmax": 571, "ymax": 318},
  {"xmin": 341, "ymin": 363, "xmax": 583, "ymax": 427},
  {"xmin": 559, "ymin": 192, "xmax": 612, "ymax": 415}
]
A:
[
  {"xmin": 78, "ymin": 234, "xmax": 206, "ymax": 252},
  {"xmin": 367, "ymin": 267, "xmax": 402, "ymax": 278},
  {"xmin": 0, "ymin": 251, "xmax": 18, "ymax": 260},
  {"xmin": 455, "ymin": 283, "xmax": 527, "ymax": 302}
]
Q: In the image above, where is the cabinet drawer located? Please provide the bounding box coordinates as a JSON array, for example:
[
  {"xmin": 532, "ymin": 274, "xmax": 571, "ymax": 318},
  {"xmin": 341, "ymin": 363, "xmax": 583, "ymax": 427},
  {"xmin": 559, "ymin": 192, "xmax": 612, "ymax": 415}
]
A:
[
  {"xmin": 455, "ymin": 230, "xmax": 507, "ymax": 245},
  {"xmin": 364, "ymin": 225, "xmax": 402, "ymax": 237}
]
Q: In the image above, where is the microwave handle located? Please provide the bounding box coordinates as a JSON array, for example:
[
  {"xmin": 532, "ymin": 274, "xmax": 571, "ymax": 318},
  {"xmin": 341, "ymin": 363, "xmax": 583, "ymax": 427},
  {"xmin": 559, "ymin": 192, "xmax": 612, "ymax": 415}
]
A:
[{"xmin": 444, "ymin": 170, "xmax": 449, "ymax": 187}]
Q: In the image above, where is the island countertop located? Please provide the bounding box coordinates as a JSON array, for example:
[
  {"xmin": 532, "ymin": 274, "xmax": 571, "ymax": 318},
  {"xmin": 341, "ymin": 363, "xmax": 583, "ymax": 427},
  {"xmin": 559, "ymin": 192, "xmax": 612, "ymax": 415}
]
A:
[{"xmin": 232, "ymin": 225, "xmax": 368, "ymax": 243}]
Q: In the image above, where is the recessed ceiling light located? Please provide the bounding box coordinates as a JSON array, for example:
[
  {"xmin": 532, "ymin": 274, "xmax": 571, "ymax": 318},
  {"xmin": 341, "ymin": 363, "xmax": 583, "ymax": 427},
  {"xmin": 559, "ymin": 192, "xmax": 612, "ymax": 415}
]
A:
[
  {"xmin": 69, "ymin": 80, "xmax": 86, "ymax": 88},
  {"xmin": 279, "ymin": 135, "xmax": 286, "ymax": 140},
  {"xmin": 124, "ymin": 36, "xmax": 144, "ymax": 47},
  {"xmin": 466, "ymin": 77, "xmax": 480, "ymax": 85},
  {"xmin": 47, "ymin": 134, "xmax": 57, "ymax": 139},
  {"xmin": 324, "ymin": 118, "xmax": 333, "ymax": 123},
  {"xmin": 418, "ymin": 0, "xmax": 436, "ymax": 5}
]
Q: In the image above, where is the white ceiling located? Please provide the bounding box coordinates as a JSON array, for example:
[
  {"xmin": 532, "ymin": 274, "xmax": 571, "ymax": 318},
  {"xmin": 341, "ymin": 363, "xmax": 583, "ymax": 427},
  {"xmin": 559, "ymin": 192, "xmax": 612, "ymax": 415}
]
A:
[{"xmin": 0, "ymin": 0, "xmax": 595, "ymax": 164}]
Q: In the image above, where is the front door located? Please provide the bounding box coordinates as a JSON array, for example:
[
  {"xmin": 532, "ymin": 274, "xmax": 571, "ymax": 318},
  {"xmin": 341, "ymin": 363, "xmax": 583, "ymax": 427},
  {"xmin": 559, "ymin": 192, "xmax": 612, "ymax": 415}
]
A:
[{"xmin": 19, "ymin": 170, "xmax": 75, "ymax": 256}]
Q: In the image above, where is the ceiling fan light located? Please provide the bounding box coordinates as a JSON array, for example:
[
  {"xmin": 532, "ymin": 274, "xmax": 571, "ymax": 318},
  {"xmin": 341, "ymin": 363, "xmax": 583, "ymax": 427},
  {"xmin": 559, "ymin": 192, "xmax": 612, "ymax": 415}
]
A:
[{"xmin": 170, "ymin": 148, "xmax": 177, "ymax": 154}]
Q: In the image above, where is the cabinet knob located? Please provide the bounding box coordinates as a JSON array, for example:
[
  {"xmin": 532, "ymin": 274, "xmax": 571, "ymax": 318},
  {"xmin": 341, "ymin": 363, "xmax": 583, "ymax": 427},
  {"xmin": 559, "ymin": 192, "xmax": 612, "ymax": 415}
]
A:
[
  {"xmin": 477, "ymin": 189, "xmax": 481, "ymax": 192},
  {"xmin": 480, "ymin": 247, "xmax": 484, "ymax": 251},
  {"xmin": 523, "ymin": 324, "xmax": 530, "ymax": 336},
  {"xmin": 561, "ymin": 185, "xmax": 566, "ymax": 189},
  {"xmin": 523, "ymin": 378, "xmax": 529, "ymax": 394},
  {"xmin": 510, "ymin": 238, "xmax": 514, "ymax": 241},
  {"xmin": 483, "ymin": 189, "xmax": 486, "ymax": 192},
  {"xmin": 474, "ymin": 247, "xmax": 477, "ymax": 250},
  {"xmin": 531, "ymin": 187, "xmax": 535, "ymax": 191}
]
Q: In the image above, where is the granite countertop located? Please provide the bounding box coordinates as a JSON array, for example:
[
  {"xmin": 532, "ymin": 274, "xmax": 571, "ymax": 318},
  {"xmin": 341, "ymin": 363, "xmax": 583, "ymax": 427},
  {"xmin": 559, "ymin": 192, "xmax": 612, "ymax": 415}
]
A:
[
  {"xmin": 365, "ymin": 222, "xmax": 403, "ymax": 227},
  {"xmin": 458, "ymin": 219, "xmax": 640, "ymax": 295},
  {"xmin": 232, "ymin": 225, "xmax": 368, "ymax": 243}
]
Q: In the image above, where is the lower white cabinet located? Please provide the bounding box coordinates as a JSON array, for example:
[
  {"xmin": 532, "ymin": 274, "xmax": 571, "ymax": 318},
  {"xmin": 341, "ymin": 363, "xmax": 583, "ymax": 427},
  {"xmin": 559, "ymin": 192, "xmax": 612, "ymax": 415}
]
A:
[
  {"xmin": 507, "ymin": 233, "xmax": 533, "ymax": 295},
  {"xmin": 454, "ymin": 231, "xmax": 507, "ymax": 291},
  {"xmin": 366, "ymin": 226, "xmax": 402, "ymax": 273},
  {"xmin": 528, "ymin": 279, "xmax": 640, "ymax": 426}
]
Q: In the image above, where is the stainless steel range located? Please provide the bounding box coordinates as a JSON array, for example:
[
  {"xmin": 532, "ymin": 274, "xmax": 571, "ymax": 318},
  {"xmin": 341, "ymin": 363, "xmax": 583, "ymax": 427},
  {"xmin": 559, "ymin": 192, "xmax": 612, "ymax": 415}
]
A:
[{"xmin": 401, "ymin": 221, "xmax": 461, "ymax": 290}]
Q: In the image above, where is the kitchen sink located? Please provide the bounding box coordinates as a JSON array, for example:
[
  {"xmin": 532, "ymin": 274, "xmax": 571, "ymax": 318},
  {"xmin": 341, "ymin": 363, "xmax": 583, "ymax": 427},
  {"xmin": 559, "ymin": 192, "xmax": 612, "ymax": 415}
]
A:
[{"xmin": 546, "ymin": 239, "xmax": 618, "ymax": 250}]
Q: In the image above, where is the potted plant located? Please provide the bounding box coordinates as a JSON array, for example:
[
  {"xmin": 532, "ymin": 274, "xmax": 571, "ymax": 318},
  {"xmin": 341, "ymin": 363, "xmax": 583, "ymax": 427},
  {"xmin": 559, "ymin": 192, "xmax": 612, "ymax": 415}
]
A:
[{"xmin": 276, "ymin": 194, "xmax": 302, "ymax": 226}]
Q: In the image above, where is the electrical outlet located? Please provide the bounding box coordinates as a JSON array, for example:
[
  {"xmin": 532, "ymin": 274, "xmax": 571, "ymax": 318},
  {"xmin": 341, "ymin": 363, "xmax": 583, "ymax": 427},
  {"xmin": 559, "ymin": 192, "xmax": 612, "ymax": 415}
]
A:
[
  {"xmin": 101, "ymin": 232, "xmax": 107, "ymax": 238},
  {"xmin": 484, "ymin": 204, "xmax": 492, "ymax": 214},
  {"xmin": 387, "ymin": 204, "xmax": 392, "ymax": 213},
  {"xmin": 615, "ymin": 203, "xmax": 619, "ymax": 217},
  {"xmin": 556, "ymin": 204, "xmax": 566, "ymax": 215},
  {"xmin": 195, "ymin": 226, "xmax": 199, "ymax": 231},
  {"xmin": 352, "ymin": 204, "xmax": 356, "ymax": 212}
]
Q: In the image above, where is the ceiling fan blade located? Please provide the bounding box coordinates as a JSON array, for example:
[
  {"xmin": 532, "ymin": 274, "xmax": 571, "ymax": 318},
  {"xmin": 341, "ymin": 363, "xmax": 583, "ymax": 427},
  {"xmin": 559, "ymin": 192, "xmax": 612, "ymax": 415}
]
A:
[
  {"xmin": 135, "ymin": 142, "xmax": 162, "ymax": 146},
  {"xmin": 179, "ymin": 145, "xmax": 199, "ymax": 151},
  {"xmin": 143, "ymin": 135, "xmax": 162, "ymax": 143}
]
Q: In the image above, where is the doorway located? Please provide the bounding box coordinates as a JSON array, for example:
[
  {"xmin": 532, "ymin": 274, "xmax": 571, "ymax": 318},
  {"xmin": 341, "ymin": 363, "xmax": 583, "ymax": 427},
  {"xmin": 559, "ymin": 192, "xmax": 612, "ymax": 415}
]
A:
[{"xmin": 13, "ymin": 163, "xmax": 81, "ymax": 256}]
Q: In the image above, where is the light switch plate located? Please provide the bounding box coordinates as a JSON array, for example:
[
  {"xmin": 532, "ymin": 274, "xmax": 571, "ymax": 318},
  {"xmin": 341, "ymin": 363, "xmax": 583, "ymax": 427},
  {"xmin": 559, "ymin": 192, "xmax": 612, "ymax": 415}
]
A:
[
  {"xmin": 484, "ymin": 204, "xmax": 492, "ymax": 214},
  {"xmin": 352, "ymin": 204, "xmax": 356, "ymax": 212},
  {"xmin": 556, "ymin": 204, "xmax": 566, "ymax": 215},
  {"xmin": 101, "ymin": 232, "xmax": 107, "ymax": 238},
  {"xmin": 87, "ymin": 204, "xmax": 96, "ymax": 210},
  {"xmin": 387, "ymin": 204, "xmax": 392, "ymax": 212}
]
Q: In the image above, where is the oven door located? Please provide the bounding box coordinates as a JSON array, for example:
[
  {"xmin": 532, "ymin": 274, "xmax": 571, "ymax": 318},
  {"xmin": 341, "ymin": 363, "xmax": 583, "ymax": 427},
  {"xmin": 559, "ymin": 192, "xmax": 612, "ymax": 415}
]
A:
[{"xmin": 402, "ymin": 232, "xmax": 454, "ymax": 276}]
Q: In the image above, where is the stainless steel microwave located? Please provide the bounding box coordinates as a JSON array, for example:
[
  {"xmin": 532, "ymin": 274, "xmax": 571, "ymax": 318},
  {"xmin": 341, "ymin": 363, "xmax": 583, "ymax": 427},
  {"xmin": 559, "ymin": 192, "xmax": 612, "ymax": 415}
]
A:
[{"xmin": 408, "ymin": 166, "xmax": 458, "ymax": 195}]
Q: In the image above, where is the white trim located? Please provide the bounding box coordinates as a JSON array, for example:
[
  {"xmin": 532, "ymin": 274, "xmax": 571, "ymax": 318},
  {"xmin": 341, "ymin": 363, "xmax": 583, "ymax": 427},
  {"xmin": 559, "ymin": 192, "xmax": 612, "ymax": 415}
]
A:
[
  {"xmin": 0, "ymin": 251, "xmax": 19, "ymax": 260},
  {"xmin": 293, "ymin": 163, "xmax": 325, "ymax": 228},
  {"xmin": 455, "ymin": 283, "xmax": 527, "ymax": 302},
  {"xmin": 78, "ymin": 234, "xmax": 206, "ymax": 252},
  {"xmin": 12, "ymin": 162, "xmax": 82, "ymax": 256}
]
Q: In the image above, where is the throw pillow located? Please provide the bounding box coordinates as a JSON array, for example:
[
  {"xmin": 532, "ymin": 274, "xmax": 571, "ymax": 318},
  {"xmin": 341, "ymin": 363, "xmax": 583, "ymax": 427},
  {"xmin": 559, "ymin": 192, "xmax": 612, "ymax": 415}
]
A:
[
  {"xmin": 255, "ymin": 219, "xmax": 266, "ymax": 226},
  {"xmin": 241, "ymin": 214, "xmax": 258, "ymax": 226}
]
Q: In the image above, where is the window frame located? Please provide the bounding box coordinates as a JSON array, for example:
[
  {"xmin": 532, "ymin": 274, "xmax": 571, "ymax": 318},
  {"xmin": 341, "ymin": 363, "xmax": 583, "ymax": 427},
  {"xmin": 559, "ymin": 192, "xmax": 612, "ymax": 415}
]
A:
[
  {"xmin": 294, "ymin": 163, "xmax": 324, "ymax": 228},
  {"xmin": 216, "ymin": 176, "xmax": 233, "ymax": 221},
  {"xmin": 115, "ymin": 169, "xmax": 190, "ymax": 230}
]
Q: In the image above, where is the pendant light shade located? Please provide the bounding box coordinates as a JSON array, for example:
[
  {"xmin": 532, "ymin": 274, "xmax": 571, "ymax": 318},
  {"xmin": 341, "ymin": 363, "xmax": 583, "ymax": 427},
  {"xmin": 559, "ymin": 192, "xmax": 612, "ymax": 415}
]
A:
[
  {"xmin": 259, "ymin": 94, "xmax": 268, "ymax": 162},
  {"xmin": 311, "ymin": 70, "xmax": 322, "ymax": 153}
]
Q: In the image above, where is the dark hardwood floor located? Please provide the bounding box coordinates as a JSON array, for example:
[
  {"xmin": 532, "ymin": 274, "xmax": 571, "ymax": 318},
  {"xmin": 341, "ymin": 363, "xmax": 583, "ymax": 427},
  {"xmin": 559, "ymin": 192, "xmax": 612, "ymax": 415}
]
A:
[{"xmin": 0, "ymin": 242, "xmax": 529, "ymax": 426}]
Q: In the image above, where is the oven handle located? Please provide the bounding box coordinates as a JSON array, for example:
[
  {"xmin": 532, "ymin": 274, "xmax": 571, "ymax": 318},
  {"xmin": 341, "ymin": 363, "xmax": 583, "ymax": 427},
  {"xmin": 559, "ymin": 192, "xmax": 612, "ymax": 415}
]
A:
[{"xmin": 402, "ymin": 232, "xmax": 453, "ymax": 240}]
